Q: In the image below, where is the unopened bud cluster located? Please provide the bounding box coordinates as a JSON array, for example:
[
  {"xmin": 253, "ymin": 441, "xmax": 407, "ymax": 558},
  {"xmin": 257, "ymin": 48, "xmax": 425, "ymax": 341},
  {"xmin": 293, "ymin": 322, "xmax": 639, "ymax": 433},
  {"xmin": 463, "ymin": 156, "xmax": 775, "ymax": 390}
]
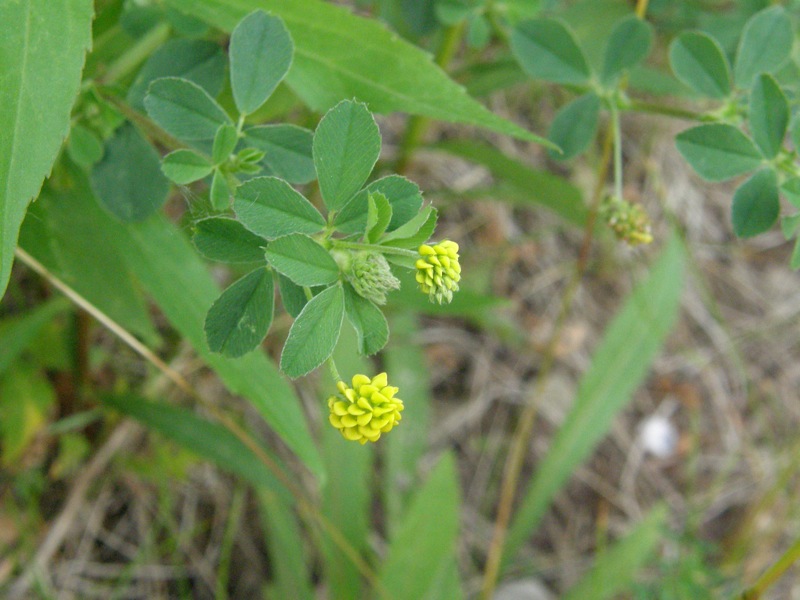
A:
[
  {"xmin": 337, "ymin": 250, "xmax": 400, "ymax": 305},
  {"xmin": 415, "ymin": 240, "xmax": 461, "ymax": 304},
  {"xmin": 600, "ymin": 197, "xmax": 653, "ymax": 246},
  {"xmin": 328, "ymin": 373, "xmax": 404, "ymax": 444}
]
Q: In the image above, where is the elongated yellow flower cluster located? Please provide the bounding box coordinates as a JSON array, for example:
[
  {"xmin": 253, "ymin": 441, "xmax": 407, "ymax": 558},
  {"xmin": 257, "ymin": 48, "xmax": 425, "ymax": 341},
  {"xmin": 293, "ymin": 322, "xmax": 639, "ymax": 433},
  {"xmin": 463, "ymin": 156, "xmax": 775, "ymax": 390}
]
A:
[
  {"xmin": 328, "ymin": 373, "xmax": 404, "ymax": 444},
  {"xmin": 415, "ymin": 240, "xmax": 461, "ymax": 304}
]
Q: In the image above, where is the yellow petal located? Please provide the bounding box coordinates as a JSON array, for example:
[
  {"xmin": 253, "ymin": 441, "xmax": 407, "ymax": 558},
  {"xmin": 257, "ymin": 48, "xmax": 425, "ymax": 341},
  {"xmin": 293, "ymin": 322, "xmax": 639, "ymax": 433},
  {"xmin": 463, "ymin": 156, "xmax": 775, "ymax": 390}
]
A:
[{"xmin": 341, "ymin": 415, "xmax": 358, "ymax": 427}]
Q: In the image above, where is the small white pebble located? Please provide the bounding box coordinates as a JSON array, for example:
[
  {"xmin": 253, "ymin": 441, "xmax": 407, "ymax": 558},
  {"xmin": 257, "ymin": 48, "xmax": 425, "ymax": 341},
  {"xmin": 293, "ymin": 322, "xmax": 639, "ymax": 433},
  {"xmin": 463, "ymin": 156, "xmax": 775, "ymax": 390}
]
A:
[{"xmin": 639, "ymin": 414, "xmax": 678, "ymax": 458}]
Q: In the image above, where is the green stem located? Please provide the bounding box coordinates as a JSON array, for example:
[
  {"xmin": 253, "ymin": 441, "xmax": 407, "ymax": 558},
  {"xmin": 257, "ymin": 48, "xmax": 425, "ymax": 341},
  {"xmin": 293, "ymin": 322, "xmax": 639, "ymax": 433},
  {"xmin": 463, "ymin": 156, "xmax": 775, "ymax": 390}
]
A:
[
  {"xmin": 610, "ymin": 103, "xmax": 624, "ymax": 200},
  {"xmin": 332, "ymin": 240, "xmax": 417, "ymax": 258},
  {"xmin": 395, "ymin": 22, "xmax": 465, "ymax": 173},
  {"xmin": 740, "ymin": 536, "xmax": 800, "ymax": 599},
  {"xmin": 327, "ymin": 357, "xmax": 342, "ymax": 383},
  {"xmin": 625, "ymin": 99, "xmax": 707, "ymax": 122},
  {"xmin": 100, "ymin": 22, "xmax": 171, "ymax": 85}
]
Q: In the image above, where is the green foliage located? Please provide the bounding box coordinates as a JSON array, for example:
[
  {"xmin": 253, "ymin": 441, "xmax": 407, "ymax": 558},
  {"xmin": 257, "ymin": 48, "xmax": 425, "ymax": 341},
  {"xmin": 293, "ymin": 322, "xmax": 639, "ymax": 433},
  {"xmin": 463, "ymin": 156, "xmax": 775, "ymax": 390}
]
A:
[
  {"xmin": 733, "ymin": 6, "xmax": 793, "ymax": 88},
  {"xmin": 103, "ymin": 394, "xmax": 291, "ymax": 502},
  {"xmin": 511, "ymin": 18, "xmax": 591, "ymax": 84},
  {"xmin": 675, "ymin": 124, "xmax": 762, "ymax": 182},
  {"xmin": 165, "ymin": 0, "xmax": 553, "ymax": 145},
  {"xmin": 280, "ymin": 284, "xmax": 345, "ymax": 378},
  {"xmin": 229, "ymin": 11, "xmax": 293, "ymax": 115},
  {"xmin": 204, "ymin": 268, "xmax": 274, "ymax": 357},
  {"xmin": 731, "ymin": 169, "xmax": 779, "ymax": 239},
  {"xmin": 313, "ymin": 100, "xmax": 382, "ymax": 212},
  {"xmin": 0, "ymin": 0, "xmax": 93, "ymax": 298},
  {"xmin": 601, "ymin": 15, "xmax": 653, "ymax": 84},
  {"xmin": 161, "ymin": 149, "xmax": 214, "ymax": 184},
  {"xmin": 548, "ymin": 92, "xmax": 601, "ymax": 161},
  {"xmin": 748, "ymin": 74, "xmax": 789, "ymax": 159},
  {"xmin": 234, "ymin": 176, "xmax": 325, "ymax": 239},
  {"xmin": 145, "ymin": 77, "xmax": 232, "ymax": 141},
  {"xmin": 669, "ymin": 32, "xmax": 732, "ymax": 99},
  {"xmin": 378, "ymin": 452, "xmax": 462, "ymax": 599}
]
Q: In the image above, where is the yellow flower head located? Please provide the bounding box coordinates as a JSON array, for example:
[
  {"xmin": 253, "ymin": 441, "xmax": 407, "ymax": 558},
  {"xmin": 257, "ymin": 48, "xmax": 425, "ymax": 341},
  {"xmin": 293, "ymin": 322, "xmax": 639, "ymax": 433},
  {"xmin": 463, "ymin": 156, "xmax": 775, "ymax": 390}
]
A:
[
  {"xmin": 415, "ymin": 240, "xmax": 461, "ymax": 304},
  {"xmin": 328, "ymin": 373, "xmax": 404, "ymax": 445}
]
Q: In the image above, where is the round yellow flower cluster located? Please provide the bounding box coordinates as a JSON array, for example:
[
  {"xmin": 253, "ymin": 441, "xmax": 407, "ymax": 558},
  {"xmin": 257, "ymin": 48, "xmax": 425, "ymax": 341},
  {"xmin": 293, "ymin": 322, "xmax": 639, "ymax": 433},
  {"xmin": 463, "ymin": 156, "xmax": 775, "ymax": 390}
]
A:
[
  {"xmin": 600, "ymin": 197, "xmax": 653, "ymax": 246},
  {"xmin": 328, "ymin": 373, "xmax": 404, "ymax": 444},
  {"xmin": 415, "ymin": 240, "xmax": 461, "ymax": 304}
]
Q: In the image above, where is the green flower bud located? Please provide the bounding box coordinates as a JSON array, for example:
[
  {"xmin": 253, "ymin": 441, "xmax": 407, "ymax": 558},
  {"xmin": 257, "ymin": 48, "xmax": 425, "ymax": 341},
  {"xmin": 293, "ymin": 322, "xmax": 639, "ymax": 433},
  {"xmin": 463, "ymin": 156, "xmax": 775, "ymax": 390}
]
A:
[
  {"xmin": 600, "ymin": 197, "xmax": 653, "ymax": 246},
  {"xmin": 328, "ymin": 373, "xmax": 404, "ymax": 445},
  {"xmin": 339, "ymin": 250, "xmax": 399, "ymax": 305},
  {"xmin": 415, "ymin": 240, "xmax": 461, "ymax": 304}
]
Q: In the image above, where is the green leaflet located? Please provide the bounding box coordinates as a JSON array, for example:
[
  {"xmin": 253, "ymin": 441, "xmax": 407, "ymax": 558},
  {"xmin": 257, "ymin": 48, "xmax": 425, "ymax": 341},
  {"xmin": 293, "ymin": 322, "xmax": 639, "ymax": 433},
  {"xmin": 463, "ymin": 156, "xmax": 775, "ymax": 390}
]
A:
[
  {"xmin": 234, "ymin": 176, "xmax": 325, "ymax": 239},
  {"xmin": 265, "ymin": 234, "xmax": 340, "ymax": 286},
  {"xmin": 731, "ymin": 169, "xmax": 779, "ymax": 239},
  {"xmin": 144, "ymin": 76, "xmax": 232, "ymax": 141},
  {"xmin": 204, "ymin": 267, "xmax": 275, "ymax": 357},
  {"xmin": 0, "ymin": 0, "xmax": 93, "ymax": 299},
  {"xmin": 280, "ymin": 283, "xmax": 345, "ymax": 378},
  {"xmin": 675, "ymin": 124, "xmax": 762, "ymax": 182},
  {"xmin": 314, "ymin": 100, "xmax": 381, "ymax": 212},
  {"xmin": 163, "ymin": 0, "xmax": 554, "ymax": 147},
  {"xmin": 192, "ymin": 216, "xmax": 267, "ymax": 263},
  {"xmin": 669, "ymin": 31, "xmax": 731, "ymax": 99},
  {"xmin": 229, "ymin": 11, "xmax": 293, "ymax": 115}
]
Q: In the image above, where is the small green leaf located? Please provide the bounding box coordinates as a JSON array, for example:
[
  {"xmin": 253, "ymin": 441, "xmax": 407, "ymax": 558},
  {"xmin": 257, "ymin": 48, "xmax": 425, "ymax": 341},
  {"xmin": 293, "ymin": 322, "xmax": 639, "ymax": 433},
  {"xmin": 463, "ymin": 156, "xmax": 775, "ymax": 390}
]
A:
[
  {"xmin": 343, "ymin": 283, "xmax": 389, "ymax": 355},
  {"xmin": 127, "ymin": 39, "xmax": 226, "ymax": 111},
  {"xmin": 230, "ymin": 11, "xmax": 293, "ymax": 115},
  {"xmin": 277, "ymin": 273, "xmax": 308, "ymax": 318},
  {"xmin": 265, "ymin": 234, "xmax": 340, "ymax": 286},
  {"xmin": 366, "ymin": 192, "xmax": 392, "ymax": 243},
  {"xmin": 162, "ymin": 149, "xmax": 214, "ymax": 184},
  {"xmin": 749, "ymin": 73, "xmax": 788, "ymax": 159},
  {"xmin": 205, "ymin": 267, "xmax": 274, "ymax": 357},
  {"xmin": 192, "ymin": 216, "xmax": 267, "ymax": 263},
  {"xmin": 313, "ymin": 100, "xmax": 381, "ymax": 211},
  {"xmin": 731, "ymin": 169, "xmax": 779, "ymax": 238},
  {"xmin": 145, "ymin": 77, "xmax": 232, "ymax": 141},
  {"xmin": 213, "ymin": 124, "xmax": 239, "ymax": 165},
  {"xmin": 334, "ymin": 175, "xmax": 424, "ymax": 234},
  {"xmin": 381, "ymin": 206, "xmax": 438, "ymax": 250},
  {"xmin": 675, "ymin": 124, "xmax": 762, "ymax": 182},
  {"xmin": 67, "ymin": 124, "xmax": 104, "ymax": 168},
  {"xmin": 243, "ymin": 124, "xmax": 315, "ymax": 184},
  {"xmin": 547, "ymin": 93, "xmax": 600, "ymax": 161},
  {"xmin": 734, "ymin": 6, "xmax": 793, "ymax": 88},
  {"xmin": 281, "ymin": 283, "xmax": 345, "ymax": 378},
  {"xmin": 210, "ymin": 169, "xmax": 231, "ymax": 211},
  {"xmin": 601, "ymin": 15, "xmax": 653, "ymax": 83},
  {"xmin": 668, "ymin": 31, "xmax": 731, "ymax": 99},
  {"xmin": 91, "ymin": 123, "xmax": 169, "ymax": 222},
  {"xmin": 0, "ymin": 365, "xmax": 55, "ymax": 465},
  {"xmin": 511, "ymin": 18, "xmax": 591, "ymax": 85},
  {"xmin": 234, "ymin": 176, "xmax": 325, "ymax": 239}
]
